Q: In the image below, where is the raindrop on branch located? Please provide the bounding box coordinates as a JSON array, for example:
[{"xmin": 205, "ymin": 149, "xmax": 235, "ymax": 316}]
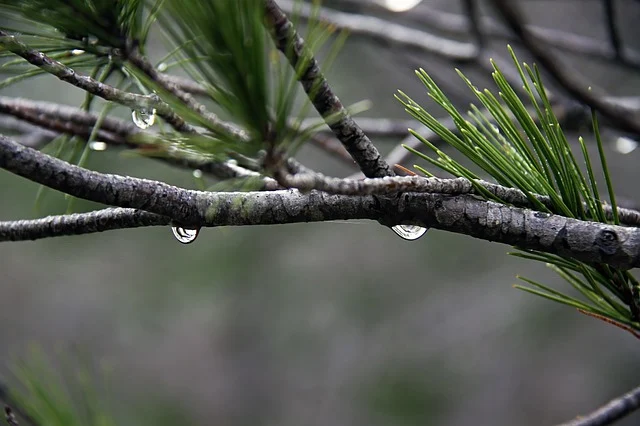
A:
[
  {"xmin": 172, "ymin": 227, "xmax": 200, "ymax": 244},
  {"xmin": 131, "ymin": 108, "xmax": 156, "ymax": 129},
  {"xmin": 391, "ymin": 225, "xmax": 428, "ymax": 241}
]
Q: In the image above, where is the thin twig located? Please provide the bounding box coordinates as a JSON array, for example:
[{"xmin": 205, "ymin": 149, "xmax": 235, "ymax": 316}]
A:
[
  {"xmin": 557, "ymin": 384, "xmax": 640, "ymax": 426},
  {"xmin": 0, "ymin": 97, "xmax": 277, "ymax": 187},
  {"xmin": 126, "ymin": 52, "xmax": 250, "ymax": 142},
  {"xmin": 277, "ymin": 0, "xmax": 477, "ymax": 61},
  {"xmin": 603, "ymin": 0, "xmax": 623, "ymax": 60},
  {"xmin": 0, "ymin": 31, "xmax": 196, "ymax": 133},
  {"xmin": 408, "ymin": 1, "xmax": 640, "ymax": 69},
  {"xmin": 0, "ymin": 208, "xmax": 169, "ymax": 241},
  {"xmin": 264, "ymin": 0, "xmax": 394, "ymax": 178}
]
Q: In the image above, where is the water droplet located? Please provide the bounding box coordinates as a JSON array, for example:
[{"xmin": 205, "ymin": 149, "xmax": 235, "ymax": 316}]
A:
[
  {"xmin": 131, "ymin": 108, "xmax": 156, "ymax": 129},
  {"xmin": 71, "ymin": 49, "xmax": 85, "ymax": 56},
  {"xmin": 157, "ymin": 62, "xmax": 168, "ymax": 72},
  {"xmin": 89, "ymin": 141, "xmax": 107, "ymax": 151},
  {"xmin": 391, "ymin": 225, "xmax": 428, "ymax": 241},
  {"xmin": 192, "ymin": 169, "xmax": 203, "ymax": 179},
  {"xmin": 172, "ymin": 226, "xmax": 200, "ymax": 244},
  {"xmin": 615, "ymin": 136, "xmax": 638, "ymax": 155}
]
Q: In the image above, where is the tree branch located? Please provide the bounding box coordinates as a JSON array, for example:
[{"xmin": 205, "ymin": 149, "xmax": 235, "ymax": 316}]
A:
[
  {"xmin": 0, "ymin": 208, "xmax": 169, "ymax": 241},
  {"xmin": 490, "ymin": 0, "xmax": 640, "ymax": 136},
  {"xmin": 2, "ymin": 134, "xmax": 640, "ymax": 270},
  {"xmin": 407, "ymin": 0, "xmax": 640, "ymax": 69},
  {"xmin": 264, "ymin": 0, "xmax": 394, "ymax": 178},
  {"xmin": 126, "ymin": 52, "xmax": 250, "ymax": 142},
  {"xmin": 0, "ymin": 31, "xmax": 196, "ymax": 133},
  {"xmin": 0, "ymin": 97, "xmax": 279, "ymax": 188},
  {"xmin": 277, "ymin": 0, "xmax": 478, "ymax": 61},
  {"xmin": 557, "ymin": 384, "xmax": 640, "ymax": 426}
]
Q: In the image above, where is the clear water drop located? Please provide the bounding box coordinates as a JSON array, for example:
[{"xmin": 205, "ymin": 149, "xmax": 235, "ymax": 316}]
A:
[
  {"xmin": 615, "ymin": 136, "xmax": 638, "ymax": 155},
  {"xmin": 131, "ymin": 108, "xmax": 156, "ymax": 129},
  {"xmin": 391, "ymin": 225, "xmax": 428, "ymax": 241},
  {"xmin": 89, "ymin": 141, "xmax": 107, "ymax": 151},
  {"xmin": 71, "ymin": 49, "xmax": 85, "ymax": 56},
  {"xmin": 157, "ymin": 62, "xmax": 168, "ymax": 72},
  {"xmin": 192, "ymin": 169, "xmax": 203, "ymax": 179},
  {"xmin": 172, "ymin": 226, "xmax": 200, "ymax": 244}
]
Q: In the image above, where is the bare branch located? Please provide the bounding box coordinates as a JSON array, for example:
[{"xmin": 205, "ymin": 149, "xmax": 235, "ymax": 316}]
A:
[
  {"xmin": 277, "ymin": 0, "xmax": 477, "ymax": 61},
  {"xmin": 0, "ymin": 208, "xmax": 169, "ymax": 241},
  {"xmin": 603, "ymin": 0, "xmax": 623, "ymax": 60},
  {"xmin": 409, "ymin": 1, "xmax": 640, "ymax": 69},
  {"xmin": 490, "ymin": 0, "xmax": 640, "ymax": 136},
  {"xmin": 557, "ymin": 384, "xmax": 640, "ymax": 426},
  {"xmin": 264, "ymin": 0, "xmax": 394, "ymax": 178}
]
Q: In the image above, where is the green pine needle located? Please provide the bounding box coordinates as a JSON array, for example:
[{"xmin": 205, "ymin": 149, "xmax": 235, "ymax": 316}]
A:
[{"xmin": 400, "ymin": 47, "xmax": 640, "ymax": 335}]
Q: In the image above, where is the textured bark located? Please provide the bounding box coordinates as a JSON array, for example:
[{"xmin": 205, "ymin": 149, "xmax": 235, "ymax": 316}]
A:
[
  {"xmin": 264, "ymin": 0, "xmax": 393, "ymax": 178},
  {"xmin": 2, "ymin": 135, "xmax": 640, "ymax": 269},
  {"xmin": 0, "ymin": 208, "xmax": 169, "ymax": 241}
]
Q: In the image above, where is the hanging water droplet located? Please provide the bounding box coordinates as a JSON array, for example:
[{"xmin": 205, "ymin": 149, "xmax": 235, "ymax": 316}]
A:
[
  {"xmin": 89, "ymin": 141, "xmax": 107, "ymax": 151},
  {"xmin": 192, "ymin": 169, "xmax": 203, "ymax": 179},
  {"xmin": 71, "ymin": 49, "xmax": 85, "ymax": 56},
  {"xmin": 391, "ymin": 225, "xmax": 428, "ymax": 241},
  {"xmin": 172, "ymin": 226, "xmax": 200, "ymax": 244},
  {"xmin": 131, "ymin": 108, "xmax": 156, "ymax": 129},
  {"xmin": 615, "ymin": 136, "xmax": 638, "ymax": 155},
  {"xmin": 157, "ymin": 62, "xmax": 168, "ymax": 72}
]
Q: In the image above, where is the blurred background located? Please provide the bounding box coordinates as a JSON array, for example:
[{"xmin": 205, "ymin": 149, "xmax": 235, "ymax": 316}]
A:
[{"xmin": 1, "ymin": 0, "xmax": 640, "ymax": 425}]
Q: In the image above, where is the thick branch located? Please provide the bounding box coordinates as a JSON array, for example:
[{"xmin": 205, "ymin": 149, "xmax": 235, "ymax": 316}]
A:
[
  {"xmin": 557, "ymin": 384, "xmax": 640, "ymax": 426},
  {"xmin": 275, "ymin": 171, "xmax": 640, "ymax": 226},
  {"xmin": 264, "ymin": 0, "xmax": 393, "ymax": 178},
  {"xmin": 2, "ymin": 134, "xmax": 640, "ymax": 270}
]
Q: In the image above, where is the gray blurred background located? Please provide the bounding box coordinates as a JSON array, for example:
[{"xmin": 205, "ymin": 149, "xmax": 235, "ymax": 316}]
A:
[{"xmin": 1, "ymin": 0, "xmax": 639, "ymax": 425}]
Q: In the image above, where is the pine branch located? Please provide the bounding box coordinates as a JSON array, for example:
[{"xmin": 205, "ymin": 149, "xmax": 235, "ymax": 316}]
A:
[
  {"xmin": 275, "ymin": 171, "xmax": 640, "ymax": 226},
  {"xmin": 557, "ymin": 384, "xmax": 640, "ymax": 426},
  {"xmin": 126, "ymin": 52, "xmax": 250, "ymax": 142},
  {"xmin": 0, "ymin": 31, "xmax": 196, "ymax": 133},
  {"xmin": 2, "ymin": 133, "xmax": 640, "ymax": 270},
  {"xmin": 264, "ymin": 0, "xmax": 393, "ymax": 178},
  {"xmin": 0, "ymin": 97, "xmax": 278, "ymax": 187}
]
